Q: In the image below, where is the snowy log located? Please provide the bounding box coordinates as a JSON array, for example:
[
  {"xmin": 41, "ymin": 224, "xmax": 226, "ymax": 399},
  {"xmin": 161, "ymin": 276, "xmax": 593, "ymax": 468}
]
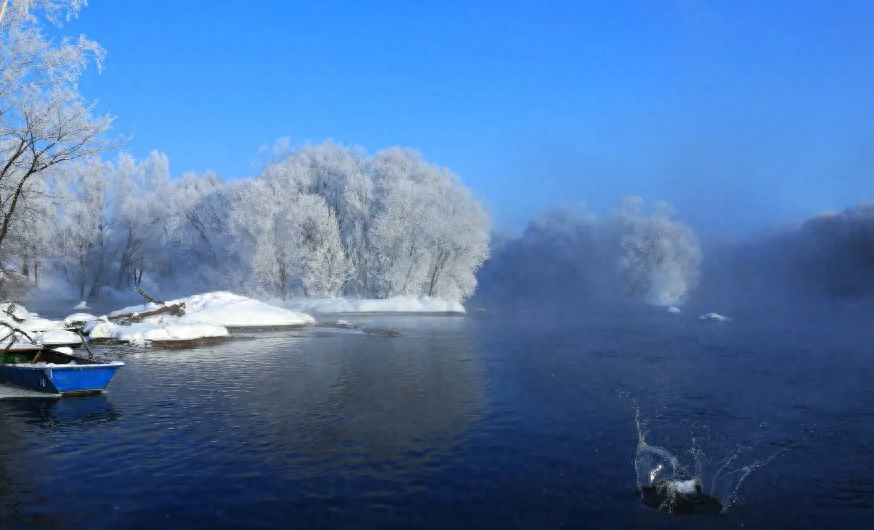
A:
[
  {"xmin": 2, "ymin": 305, "xmax": 25, "ymax": 323},
  {"xmin": 107, "ymin": 302, "xmax": 185, "ymax": 322}
]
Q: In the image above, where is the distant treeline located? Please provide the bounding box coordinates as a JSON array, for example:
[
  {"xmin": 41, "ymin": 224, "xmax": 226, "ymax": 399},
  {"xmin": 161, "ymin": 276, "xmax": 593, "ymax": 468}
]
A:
[
  {"xmin": 477, "ymin": 198, "xmax": 703, "ymax": 306},
  {"xmin": 702, "ymin": 202, "xmax": 874, "ymax": 301},
  {"xmin": 478, "ymin": 201, "xmax": 874, "ymax": 307}
]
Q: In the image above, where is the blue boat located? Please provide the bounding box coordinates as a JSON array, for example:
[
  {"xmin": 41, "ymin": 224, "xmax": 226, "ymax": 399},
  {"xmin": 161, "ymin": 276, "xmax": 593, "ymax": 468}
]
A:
[{"xmin": 0, "ymin": 348, "xmax": 123, "ymax": 395}]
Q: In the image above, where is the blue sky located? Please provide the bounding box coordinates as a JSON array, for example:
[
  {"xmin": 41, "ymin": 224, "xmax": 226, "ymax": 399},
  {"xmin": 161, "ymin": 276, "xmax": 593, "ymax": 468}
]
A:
[{"xmin": 66, "ymin": 0, "xmax": 874, "ymax": 235}]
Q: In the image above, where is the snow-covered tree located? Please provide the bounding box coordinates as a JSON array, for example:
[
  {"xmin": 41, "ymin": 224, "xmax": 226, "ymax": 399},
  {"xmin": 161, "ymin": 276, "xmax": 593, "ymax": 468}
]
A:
[
  {"xmin": 164, "ymin": 170, "xmax": 231, "ymax": 283},
  {"xmin": 0, "ymin": 0, "xmax": 113, "ymax": 270},
  {"xmin": 610, "ymin": 197, "xmax": 702, "ymax": 306},
  {"xmin": 110, "ymin": 151, "xmax": 170, "ymax": 288},
  {"xmin": 478, "ymin": 199, "xmax": 702, "ymax": 306},
  {"xmin": 223, "ymin": 142, "xmax": 488, "ymax": 302},
  {"xmin": 369, "ymin": 148, "xmax": 490, "ymax": 301},
  {"xmin": 53, "ymin": 157, "xmax": 113, "ymax": 298}
]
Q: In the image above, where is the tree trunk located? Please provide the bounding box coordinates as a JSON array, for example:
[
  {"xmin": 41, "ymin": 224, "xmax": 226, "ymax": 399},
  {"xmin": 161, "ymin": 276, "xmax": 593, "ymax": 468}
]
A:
[
  {"xmin": 108, "ymin": 302, "xmax": 185, "ymax": 322},
  {"xmin": 279, "ymin": 262, "xmax": 288, "ymax": 300}
]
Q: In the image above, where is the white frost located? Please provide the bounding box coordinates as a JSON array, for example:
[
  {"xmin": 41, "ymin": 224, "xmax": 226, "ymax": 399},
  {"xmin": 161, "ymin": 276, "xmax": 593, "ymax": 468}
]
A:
[{"xmin": 278, "ymin": 297, "xmax": 465, "ymax": 315}]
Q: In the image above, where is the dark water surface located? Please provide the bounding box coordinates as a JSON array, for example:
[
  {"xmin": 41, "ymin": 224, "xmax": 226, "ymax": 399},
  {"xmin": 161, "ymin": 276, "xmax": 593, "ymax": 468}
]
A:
[{"xmin": 2, "ymin": 303, "xmax": 873, "ymax": 529}]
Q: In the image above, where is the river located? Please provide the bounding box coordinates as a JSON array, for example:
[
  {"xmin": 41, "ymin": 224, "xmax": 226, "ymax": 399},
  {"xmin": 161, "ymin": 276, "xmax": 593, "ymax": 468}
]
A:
[{"xmin": 1, "ymin": 302, "xmax": 872, "ymax": 529}]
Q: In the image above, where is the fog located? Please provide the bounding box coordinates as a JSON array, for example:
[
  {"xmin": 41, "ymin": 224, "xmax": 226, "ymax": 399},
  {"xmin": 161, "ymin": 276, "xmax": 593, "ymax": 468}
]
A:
[{"xmin": 475, "ymin": 198, "xmax": 874, "ymax": 316}]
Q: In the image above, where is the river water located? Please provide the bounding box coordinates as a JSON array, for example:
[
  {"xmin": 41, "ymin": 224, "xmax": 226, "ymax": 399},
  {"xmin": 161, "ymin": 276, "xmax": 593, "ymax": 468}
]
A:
[{"xmin": 1, "ymin": 302, "xmax": 873, "ymax": 529}]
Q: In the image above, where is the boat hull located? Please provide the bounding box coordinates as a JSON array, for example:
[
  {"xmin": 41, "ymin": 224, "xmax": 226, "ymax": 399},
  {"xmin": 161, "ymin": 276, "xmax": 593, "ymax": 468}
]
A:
[{"xmin": 0, "ymin": 363, "xmax": 123, "ymax": 395}]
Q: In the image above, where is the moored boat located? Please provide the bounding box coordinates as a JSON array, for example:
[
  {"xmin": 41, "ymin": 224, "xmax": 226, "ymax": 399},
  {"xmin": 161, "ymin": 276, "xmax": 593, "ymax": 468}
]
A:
[{"xmin": 0, "ymin": 348, "xmax": 123, "ymax": 395}]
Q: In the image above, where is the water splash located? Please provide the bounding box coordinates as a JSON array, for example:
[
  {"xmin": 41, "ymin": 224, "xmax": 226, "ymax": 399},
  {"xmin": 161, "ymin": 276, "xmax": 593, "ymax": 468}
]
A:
[{"xmin": 634, "ymin": 409, "xmax": 782, "ymax": 514}]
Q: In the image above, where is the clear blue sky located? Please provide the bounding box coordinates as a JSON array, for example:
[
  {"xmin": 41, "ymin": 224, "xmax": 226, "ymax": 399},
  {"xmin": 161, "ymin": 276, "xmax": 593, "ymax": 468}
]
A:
[{"xmin": 66, "ymin": 0, "xmax": 874, "ymax": 235}]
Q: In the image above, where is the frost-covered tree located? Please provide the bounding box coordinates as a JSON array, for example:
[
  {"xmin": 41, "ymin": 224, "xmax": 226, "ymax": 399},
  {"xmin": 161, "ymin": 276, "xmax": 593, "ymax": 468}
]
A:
[
  {"xmin": 4, "ymin": 170, "xmax": 53, "ymax": 285},
  {"xmin": 164, "ymin": 170, "xmax": 231, "ymax": 283},
  {"xmin": 610, "ymin": 197, "xmax": 702, "ymax": 306},
  {"xmin": 3, "ymin": 134, "xmax": 490, "ymax": 302},
  {"xmin": 795, "ymin": 202, "xmax": 874, "ymax": 297},
  {"xmin": 478, "ymin": 199, "xmax": 702, "ymax": 306},
  {"xmin": 53, "ymin": 157, "xmax": 112, "ymax": 298},
  {"xmin": 476, "ymin": 206, "xmax": 604, "ymax": 302},
  {"xmin": 110, "ymin": 151, "xmax": 170, "ymax": 288},
  {"xmin": 294, "ymin": 193, "xmax": 349, "ymax": 297},
  {"xmin": 228, "ymin": 170, "xmax": 351, "ymax": 299},
  {"xmin": 369, "ymin": 148, "xmax": 490, "ymax": 301},
  {"xmin": 0, "ymin": 0, "xmax": 113, "ymax": 269},
  {"xmin": 222, "ymin": 142, "xmax": 488, "ymax": 302},
  {"xmin": 256, "ymin": 140, "xmax": 372, "ymax": 295}
]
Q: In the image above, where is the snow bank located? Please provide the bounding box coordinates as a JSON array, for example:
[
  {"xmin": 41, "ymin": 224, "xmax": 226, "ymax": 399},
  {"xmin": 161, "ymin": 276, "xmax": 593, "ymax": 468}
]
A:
[
  {"xmin": 699, "ymin": 312, "xmax": 731, "ymax": 322},
  {"xmin": 110, "ymin": 291, "xmax": 315, "ymax": 327},
  {"xmin": 86, "ymin": 320, "xmax": 228, "ymax": 345},
  {"xmin": 14, "ymin": 317, "xmax": 64, "ymax": 333},
  {"xmin": 0, "ymin": 303, "xmax": 31, "ymax": 321},
  {"xmin": 64, "ymin": 313, "xmax": 98, "ymax": 327},
  {"xmin": 34, "ymin": 330, "xmax": 82, "ymax": 346},
  {"xmin": 0, "ymin": 303, "xmax": 66, "ymax": 333},
  {"xmin": 278, "ymin": 297, "xmax": 466, "ymax": 315}
]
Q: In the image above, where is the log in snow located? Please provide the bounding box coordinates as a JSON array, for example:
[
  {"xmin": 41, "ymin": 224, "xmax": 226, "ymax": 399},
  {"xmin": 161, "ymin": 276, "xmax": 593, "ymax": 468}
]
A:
[{"xmin": 110, "ymin": 291, "xmax": 315, "ymax": 328}]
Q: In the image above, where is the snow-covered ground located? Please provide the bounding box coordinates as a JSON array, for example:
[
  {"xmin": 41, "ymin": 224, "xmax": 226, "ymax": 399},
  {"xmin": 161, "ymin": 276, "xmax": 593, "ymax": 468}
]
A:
[
  {"xmin": 277, "ymin": 297, "xmax": 465, "ymax": 315},
  {"xmin": 110, "ymin": 291, "xmax": 315, "ymax": 327},
  {"xmin": 34, "ymin": 329, "xmax": 82, "ymax": 346},
  {"xmin": 85, "ymin": 320, "xmax": 229, "ymax": 346},
  {"xmin": 63, "ymin": 313, "xmax": 99, "ymax": 327},
  {"xmin": 1, "ymin": 303, "xmax": 65, "ymax": 334}
]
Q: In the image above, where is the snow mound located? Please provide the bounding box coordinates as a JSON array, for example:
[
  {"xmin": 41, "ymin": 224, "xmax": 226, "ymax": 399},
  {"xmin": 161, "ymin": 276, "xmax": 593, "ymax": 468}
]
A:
[
  {"xmin": 0, "ymin": 303, "xmax": 32, "ymax": 321},
  {"xmin": 0, "ymin": 303, "xmax": 65, "ymax": 333},
  {"xmin": 15, "ymin": 317, "xmax": 65, "ymax": 333},
  {"xmin": 35, "ymin": 330, "xmax": 82, "ymax": 346},
  {"xmin": 64, "ymin": 313, "xmax": 98, "ymax": 327},
  {"xmin": 87, "ymin": 321, "xmax": 228, "ymax": 344},
  {"xmin": 279, "ymin": 297, "xmax": 466, "ymax": 315},
  {"xmin": 699, "ymin": 312, "xmax": 731, "ymax": 322},
  {"xmin": 110, "ymin": 291, "xmax": 315, "ymax": 327},
  {"xmin": 667, "ymin": 307, "xmax": 681, "ymax": 314}
]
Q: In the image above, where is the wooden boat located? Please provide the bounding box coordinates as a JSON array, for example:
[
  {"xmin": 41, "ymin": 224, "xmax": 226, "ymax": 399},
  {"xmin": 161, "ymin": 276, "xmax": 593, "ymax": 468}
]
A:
[{"xmin": 0, "ymin": 348, "xmax": 123, "ymax": 396}]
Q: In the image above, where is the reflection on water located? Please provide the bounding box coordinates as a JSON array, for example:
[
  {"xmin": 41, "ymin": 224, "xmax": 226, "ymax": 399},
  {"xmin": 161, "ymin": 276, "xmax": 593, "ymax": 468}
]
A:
[{"xmin": 2, "ymin": 395, "xmax": 122, "ymax": 430}]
